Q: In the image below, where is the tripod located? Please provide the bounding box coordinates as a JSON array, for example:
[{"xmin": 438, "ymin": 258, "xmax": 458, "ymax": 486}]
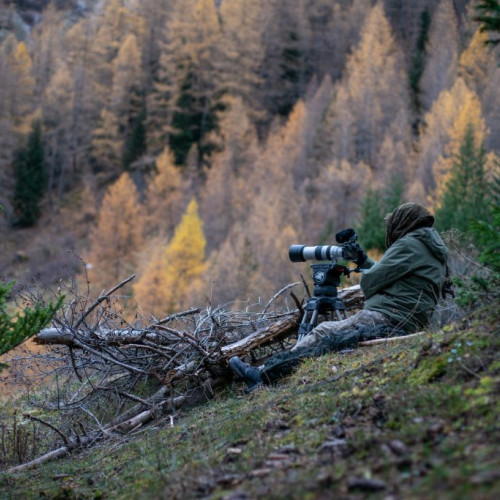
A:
[{"xmin": 296, "ymin": 262, "xmax": 351, "ymax": 342}]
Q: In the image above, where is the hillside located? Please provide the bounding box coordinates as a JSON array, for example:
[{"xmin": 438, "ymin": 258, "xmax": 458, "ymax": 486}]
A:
[
  {"xmin": 1, "ymin": 0, "xmax": 499, "ymax": 314},
  {"xmin": 1, "ymin": 299, "xmax": 499, "ymax": 499}
]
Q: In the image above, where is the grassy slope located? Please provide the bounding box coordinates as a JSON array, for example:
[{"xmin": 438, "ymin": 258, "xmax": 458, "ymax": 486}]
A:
[{"xmin": 1, "ymin": 301, "xmax": 499, "ymax": 500}]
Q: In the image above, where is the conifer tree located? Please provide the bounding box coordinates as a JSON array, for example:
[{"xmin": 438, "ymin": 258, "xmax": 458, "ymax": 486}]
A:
[
  {"xmin": 87, "ymin": 173, "xmax": 144, "ymax": 293},
  {"xmin": 150, "ymin": 0, "xmax": 222, "ymax": 168},
  {"xmin": 435, "ymin": 123, "xmax": 491, "ymax": 233},
  {"xmin": 410, "ymin": 78, "xmax": 481, "ymax": 203},
  {"xmin": 12, "ymin": 121, "xmax": 47, "ymax": 228},
  {"xmin": 0, "ymin": 281, "xmax": 63, "ymax": 371},
  {"xmin": 475, "ymin": 0, "xmax": 500, "ymax": 45},
  {"xmin": 356, "ymin": 176, "xmax": 405, "ymax": 251}
]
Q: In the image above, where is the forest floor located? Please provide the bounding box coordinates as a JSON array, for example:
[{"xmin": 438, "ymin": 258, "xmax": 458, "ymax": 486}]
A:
[{"xmin": 1, "ymin": 300, "xmax": 499, "ymax": 500}]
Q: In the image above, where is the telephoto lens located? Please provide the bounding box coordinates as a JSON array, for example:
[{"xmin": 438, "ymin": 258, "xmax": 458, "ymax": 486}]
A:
[{"xmin": 288, "ymin": 245, "xmax": 344, "ymax": 262}]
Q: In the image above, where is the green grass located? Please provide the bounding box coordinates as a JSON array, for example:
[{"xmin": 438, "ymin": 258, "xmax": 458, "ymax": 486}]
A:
[{"xmin": 1, "ymin": 301, "xmax": 500, "ymax": 499}]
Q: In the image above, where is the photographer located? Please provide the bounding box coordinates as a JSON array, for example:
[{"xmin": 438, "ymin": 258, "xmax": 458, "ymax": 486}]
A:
[{"xmin": 230, "ymin": 202, "xmax": 449, "ymax": 390}]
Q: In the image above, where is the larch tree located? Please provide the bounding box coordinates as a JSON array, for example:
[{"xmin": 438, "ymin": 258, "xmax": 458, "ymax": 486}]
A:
[
  {"xmin": 2, "ymin": 40, "xmax": 36, "ymax": 136},
  {"xmin": 302, "ymin": 159, "xmax": 372, "ymax": 243},
  {"xmin": 149, "ymin": 0, "xmax": 223, "ymax": 169},
  {"xmin": 138, "ymin": 198, "xmax": 207, "ymax": 313},
  {"xmin": 431, "ymin": 86, "xmax": 487, "ymax": 208},
  {"xmin": 218, "ymin": 0, "xmax": 266, "ymax": 124},
  {"xmin": 133, "ymin": 238, "xmax": 171, "ymax": 318},
  {"xmin": 258, "ymin": 0, "xmax": 313, "ymax": 120},
  {"xmin": 201, "ymin": 96, "xmax": 259, "ymax": 251},
  {"xmin": 305, "ymin": 0, "xmax": 368, "ymax": 82},
  {"xmin": 323, "ymin": 2, "xmax": 409, "ymax": 169},
  {"xmin": 168, "ymin": 0, "xmax": 223, "ymax": 168},
  {"xmin": 87, "ymin": 172, "xmax": 144, "ymax": 294},
  {"xmin": 31, "ymin": 4, "xmax": 65, "ymax": 98},
  {"xmin": 143, "ymin": 147, "xmax": 185, "ymax": 238},
  {"xmin": 42, "ymin": 60, "xmax": 75, "ymax": 208},
  {"xmin": 90, "ymin": 108, "xmax": 122, "ymax": 180},
  {"xmin": 419, "ymin": 0, "xmax": 460, "ymax": 111},
  {"xmin": 88, "ymin": 0, "xmax": 145, "ymax": 113},
  {"xmin": 409, "ymin": 78, "xmax": 479, "ymax": 203},
  {"xmin": 63, "ymin": 18, "xmax": 97, "ymax": 176},
  {"xmin": 458, "ymin": 29, "xmax": 496, "ymax": 97},
  {"xmin": 110, "ymin": 33, "xmax": 145, "ymax": 168}
]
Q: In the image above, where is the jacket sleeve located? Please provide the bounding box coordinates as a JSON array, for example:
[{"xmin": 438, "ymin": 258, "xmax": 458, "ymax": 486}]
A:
[{"xmin": 360, "ymin": 239, "xmax": 420, "ymax": 299}]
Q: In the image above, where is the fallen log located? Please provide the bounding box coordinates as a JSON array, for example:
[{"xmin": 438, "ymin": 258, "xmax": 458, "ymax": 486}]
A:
[{"xmin": 220, "ymin": 313, "xmax": 300, "ymax": 358}]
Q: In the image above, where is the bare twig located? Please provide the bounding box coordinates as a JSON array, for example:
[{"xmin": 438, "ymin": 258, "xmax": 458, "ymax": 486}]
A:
[
  {"xmin": 23, "ymin": 413, "xmax": 70, "ymax": 447},
  {"xmin": 74, "ymin": 274, "xmax": 136, "ymax": 330},
  {"xmin": 262, "ymin": 282, "xmax": 300, "ymax": 314}
]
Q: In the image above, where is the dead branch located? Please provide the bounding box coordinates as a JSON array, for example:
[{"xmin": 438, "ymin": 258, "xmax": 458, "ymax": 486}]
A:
[
  {"xmin": 358, "ymin": 331, "xmax": 425, "ymax": 346},
  {"xmin": 23, "ymin": 413, "xmax": 70, "ymax": 447},
  {"xmin": 74, "ymin": 274, "xmax": 136, "ymax": 330},
  {"xmin": 262, "ymin": 282, "xmax": 300, "ymax": 314},
  {"xmin": 6, "ymin": 281, "xmax": 367, "ymax": 474}
]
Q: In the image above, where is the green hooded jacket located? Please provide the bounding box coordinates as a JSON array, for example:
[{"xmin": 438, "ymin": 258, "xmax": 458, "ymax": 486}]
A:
[{"xmin": 360, "ymin": 227, "xmax": 448, "ymax": 332}]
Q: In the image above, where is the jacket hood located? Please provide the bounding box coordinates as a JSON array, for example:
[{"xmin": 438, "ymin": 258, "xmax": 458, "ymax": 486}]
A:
[
  {"xmin": 408, "ymin": 227, "xmax": 448, "ymax": 263},
  {"xmin": 385, "ymin": 202, "xmax": 435, "ymax": 248}
]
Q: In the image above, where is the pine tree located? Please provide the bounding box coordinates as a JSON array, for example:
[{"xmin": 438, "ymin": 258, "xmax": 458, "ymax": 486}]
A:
[
  {"xmin": 435, "ymin": 123, "xmax": 491, "ymax": 233},
  {"xmin": 12, "ymin": 121, "xmax": 47, "ymax": 228},
  {"xmin": 475, "ymin": 0, "xmax": 500, "ymax": 45},
  {"xmin": 356, "ymin": 176, "xmax": 405, "ymax": 251},
  {"xmin": 150, "ymin": 0, "xmax": 223, "ymax": 168},
  {"xmin": 87, "ymin": 173, "xmax": 144, "ymax": 293},
  {"xmin": 0, "ymin": 281, "xmax": 63, "ymax": 371}
]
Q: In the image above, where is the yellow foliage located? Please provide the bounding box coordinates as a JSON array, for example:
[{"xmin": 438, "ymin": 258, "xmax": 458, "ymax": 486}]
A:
[
  {"xmin": 431, "ymin": 84, "xmax": 487, "ymax": 208},
  {"xmin": 459, "ymin": 30, "xmax": 494, "ymax": 93},
  {"xmin": 163, "ymin": 198, "xmax": 207, "ymax": 309},
  {"xmin": 135, "ymin": 198, "xmax": 207, "ymax": 315},
  {"xmin": 87, "ymin": 173, "xmax": 144, "ymax": 293},
  {"xmin": 144, "ymin": 147, "xmax": 184, "ymax": 237},
  {"xmin": 133, "ymin": 239, "xmax": 171, "ymax": 318}
]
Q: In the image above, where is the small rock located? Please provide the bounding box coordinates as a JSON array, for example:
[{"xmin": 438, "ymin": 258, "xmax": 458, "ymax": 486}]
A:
[
  {"xmin": 267, "ymin": 453, "xmax": 292, "ymax": 461},
  {"xmin": 266, "ymin": 419, "xmax": 290, "ymax": 431},
  {"xmin": 388, "ymin": 439, "xmax": 407, "ymax": 456},
  {"xmin": 320, "ymin": 439, "xmax": 347, "ymax": 455},
  {"xmin": 226, "ymin": 447, "xmax": 242, "ymax": 455},
  {"xmin": 216, "ymin": 474, "xmax": 244, "ymax": 487},
  {"xmin": 275, "ymin": 444, "xmax": 299, "ymax": 455},
  {"xmin": 347, "ymin": 477, "xmax": 386, "ymax": 492},
  {"xmin": 331, "ymin": 365, "xmax": 338, "ymax": 374},
  {"xmin": 426, "ymin": 422, "xmax": 445, "ymax": 439},
  {"xmin": 331, "ymin": 425, "xmax": 346, "ymax": 438},
  {"xmin": 250, "ymin": 468, "xmax": 273, "ymax": 478},
  {"xmin": 317, "ymin": 471, "xmax": 334, "ymax": 487}
]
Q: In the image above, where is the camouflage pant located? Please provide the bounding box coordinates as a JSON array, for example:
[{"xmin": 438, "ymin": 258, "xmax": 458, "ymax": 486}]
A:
[{"xmin": 291, "ymin": 309, "xmax": 390, "ymax": 351}]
